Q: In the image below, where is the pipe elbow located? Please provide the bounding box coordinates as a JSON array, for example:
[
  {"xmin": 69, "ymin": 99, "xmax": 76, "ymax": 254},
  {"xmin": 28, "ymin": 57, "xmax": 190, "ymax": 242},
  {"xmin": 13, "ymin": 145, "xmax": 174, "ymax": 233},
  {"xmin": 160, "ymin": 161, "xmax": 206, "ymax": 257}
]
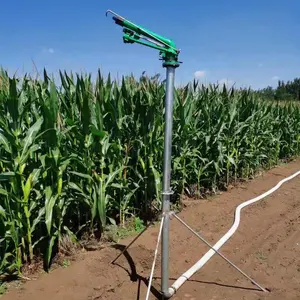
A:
[{"xmin": 161, "ymin": 287, "xmax": 176, "ymax": 298}]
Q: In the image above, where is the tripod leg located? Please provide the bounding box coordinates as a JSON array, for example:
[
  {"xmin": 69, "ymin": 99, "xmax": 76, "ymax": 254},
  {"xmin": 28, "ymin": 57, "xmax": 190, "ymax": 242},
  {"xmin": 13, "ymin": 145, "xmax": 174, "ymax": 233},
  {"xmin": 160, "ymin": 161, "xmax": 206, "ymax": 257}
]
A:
[
  {"xmin": 145, "ymin": 215, "xmax": 165, "ymax": 300},
  {"xmin": 111, "ymin": 220, "xmax": 155, "ymax": 264},
  {"xmin": 172, "ymin": 213, "xmax": 268, "ymax": 293}
]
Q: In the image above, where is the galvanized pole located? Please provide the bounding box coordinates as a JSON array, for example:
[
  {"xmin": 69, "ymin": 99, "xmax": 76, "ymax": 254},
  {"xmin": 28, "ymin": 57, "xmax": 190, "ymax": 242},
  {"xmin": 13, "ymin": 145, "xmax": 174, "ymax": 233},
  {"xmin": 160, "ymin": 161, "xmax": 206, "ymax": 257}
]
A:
[{"xmin": 161, "ymin": 66, "xmax": 176, "ymax": 297}]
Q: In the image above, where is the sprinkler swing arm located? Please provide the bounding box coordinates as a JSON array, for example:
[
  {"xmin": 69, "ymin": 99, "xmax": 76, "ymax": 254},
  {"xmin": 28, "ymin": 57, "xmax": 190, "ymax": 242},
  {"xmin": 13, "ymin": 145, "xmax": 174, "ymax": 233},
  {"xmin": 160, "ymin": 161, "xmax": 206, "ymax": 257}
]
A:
[{"xmin": 106, "ymin": 10, "xmax": 182, "ymax": 67}]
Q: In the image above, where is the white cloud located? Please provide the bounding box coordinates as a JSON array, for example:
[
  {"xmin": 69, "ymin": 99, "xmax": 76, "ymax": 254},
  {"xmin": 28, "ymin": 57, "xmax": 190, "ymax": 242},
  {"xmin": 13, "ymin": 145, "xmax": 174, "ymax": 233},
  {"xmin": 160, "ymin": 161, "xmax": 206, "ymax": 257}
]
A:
[
  {"xmin": 42, "ymin": 47, "xmax": 54, "ymax": 54},
  {"xmin": 271, "ymin": 76, "xmax": 279, "ymax": 80},
  {"xmin": 194, "ymin": 70, "xmax": 206, "ymax": 79},
  {"xmin": 219, "ymin": 78, "xmax": 234, "ymax": 86}
]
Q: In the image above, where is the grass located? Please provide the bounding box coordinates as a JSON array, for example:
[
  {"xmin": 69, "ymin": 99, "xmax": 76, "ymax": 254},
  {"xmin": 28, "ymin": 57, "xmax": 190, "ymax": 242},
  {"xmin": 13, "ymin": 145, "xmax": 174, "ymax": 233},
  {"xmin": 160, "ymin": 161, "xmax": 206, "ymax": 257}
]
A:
[
  {"xmin": 104, "ymin": 216, "xmax": 145, "ymax": 242},
  {"xmin": 62, "ymin": 259, "xmax": 70, "ymax": 268},
  {"xmin": 0, "ymin": 282, "xmax": 7, "ymax": 296},
  {"xmin": 256, "ymin": 250, "xmax": 267, "ymax": 261},
  {"xmin": 1, "ymin": 68, "xmax": 300, "ymax": 279}
]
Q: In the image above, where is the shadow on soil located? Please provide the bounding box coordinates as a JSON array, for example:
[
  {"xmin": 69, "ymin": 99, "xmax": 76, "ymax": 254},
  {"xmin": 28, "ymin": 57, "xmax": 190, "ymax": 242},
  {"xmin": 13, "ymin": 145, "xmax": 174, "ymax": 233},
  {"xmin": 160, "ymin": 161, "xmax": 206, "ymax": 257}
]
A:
[
  {"xmin": 111, "ymin": 244, "xmax": 263, "ymax": 299},
  {"xmin": 111, "ymin": 244, "xmax": 162, "ymax": 300},
  {"xmin": 153, "ymin": 277, "xmax": 262, "ymax": 292}
]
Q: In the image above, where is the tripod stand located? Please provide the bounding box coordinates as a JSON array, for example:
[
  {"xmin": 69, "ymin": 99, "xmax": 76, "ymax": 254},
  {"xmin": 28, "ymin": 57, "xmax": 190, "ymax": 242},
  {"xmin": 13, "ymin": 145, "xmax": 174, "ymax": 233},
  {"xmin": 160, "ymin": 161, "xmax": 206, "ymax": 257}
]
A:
[
  {"xmin": 111, "ymin": 210, "xmax": 267, "ymax": 299},
  {"xmin": 106, "ymin": 9, "xmax": 267, "ymax": 299},
  {"xmin": 111, "ymin": 67, "xmax": 267, "ymax": 299}
]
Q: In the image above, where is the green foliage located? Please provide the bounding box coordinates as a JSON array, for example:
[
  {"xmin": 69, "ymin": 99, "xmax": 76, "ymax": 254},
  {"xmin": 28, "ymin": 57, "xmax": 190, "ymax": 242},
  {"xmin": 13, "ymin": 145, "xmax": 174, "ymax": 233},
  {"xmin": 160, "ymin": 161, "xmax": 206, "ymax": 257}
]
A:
[
  {"xmin": 134, "ymin": 217, "xmax": 145, "ymax": 233},
  {"xmin": 62, "ymin": 259, "xmax": 70, "ymax": 268},
  {"xmin": 1, "ymin": 68, "xmax": 300, "ymax": 278},
  {"xmin": 104, "ymin": 216, "xmax": 145, "ymax": 242},
  {"xmin": 257, "ymin": 78, "xmax": 300, "ymax": 101},
  {"xmin": 0, "ymin": 282, "xmax": 7, "ymax": 295}
]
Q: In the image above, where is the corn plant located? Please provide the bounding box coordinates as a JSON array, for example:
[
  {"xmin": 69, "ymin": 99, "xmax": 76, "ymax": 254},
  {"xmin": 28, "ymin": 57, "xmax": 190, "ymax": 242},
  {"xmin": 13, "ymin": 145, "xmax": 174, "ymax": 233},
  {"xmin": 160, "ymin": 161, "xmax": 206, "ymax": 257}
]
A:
[{"xmin": 1, "ymin": 68, "xmax": 300, "ymax": 278}]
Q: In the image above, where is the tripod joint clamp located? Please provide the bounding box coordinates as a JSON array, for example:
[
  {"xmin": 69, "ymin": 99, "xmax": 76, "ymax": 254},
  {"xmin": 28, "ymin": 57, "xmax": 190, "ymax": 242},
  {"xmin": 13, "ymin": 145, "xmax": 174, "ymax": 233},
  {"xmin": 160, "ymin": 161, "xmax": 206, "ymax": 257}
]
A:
[{"xmin": 162, "ymin": 190, "xmax": 174, "ymax": 196}]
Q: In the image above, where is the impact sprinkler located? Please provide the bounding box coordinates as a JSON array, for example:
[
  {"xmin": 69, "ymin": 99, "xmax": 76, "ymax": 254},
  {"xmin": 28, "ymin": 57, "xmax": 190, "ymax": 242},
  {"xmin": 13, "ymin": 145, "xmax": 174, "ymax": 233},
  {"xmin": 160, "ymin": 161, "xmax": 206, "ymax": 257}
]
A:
[
  {"xmin": 106, "ymin": 10, "xmax": 181, "ymax": 67},
  {"xmin": 106, "ymin": 9, "xmax": 267, "ymax": 300}
]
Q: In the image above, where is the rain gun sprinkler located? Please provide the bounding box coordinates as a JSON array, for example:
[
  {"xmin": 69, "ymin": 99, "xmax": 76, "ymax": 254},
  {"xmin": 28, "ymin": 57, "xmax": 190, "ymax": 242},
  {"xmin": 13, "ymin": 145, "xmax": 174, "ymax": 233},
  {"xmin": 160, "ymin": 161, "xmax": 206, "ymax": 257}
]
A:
[
  {"xmin": 106, "ymin": 9, "xmax": 180, "ymax": 298},
  {"xmin": 106, "ymin": 10, "xmax": 267, "ymax": 299}
]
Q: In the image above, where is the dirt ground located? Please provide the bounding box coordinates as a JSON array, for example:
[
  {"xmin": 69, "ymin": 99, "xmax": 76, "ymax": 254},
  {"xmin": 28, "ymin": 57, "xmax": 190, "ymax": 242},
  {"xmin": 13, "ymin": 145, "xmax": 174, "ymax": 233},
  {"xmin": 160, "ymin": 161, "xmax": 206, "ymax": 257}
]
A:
[{"xmin": 3, "ymin": 160, "xmax": 300, "ymax": 300}]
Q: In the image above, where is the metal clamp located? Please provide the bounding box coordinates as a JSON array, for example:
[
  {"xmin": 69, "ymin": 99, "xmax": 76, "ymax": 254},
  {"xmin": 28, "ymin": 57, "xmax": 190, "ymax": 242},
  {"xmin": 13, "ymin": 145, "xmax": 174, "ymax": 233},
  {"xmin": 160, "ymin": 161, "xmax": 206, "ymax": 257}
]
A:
[{"xmin": 162, "ymin": 190, "xmax": 174, "ymax": 195}]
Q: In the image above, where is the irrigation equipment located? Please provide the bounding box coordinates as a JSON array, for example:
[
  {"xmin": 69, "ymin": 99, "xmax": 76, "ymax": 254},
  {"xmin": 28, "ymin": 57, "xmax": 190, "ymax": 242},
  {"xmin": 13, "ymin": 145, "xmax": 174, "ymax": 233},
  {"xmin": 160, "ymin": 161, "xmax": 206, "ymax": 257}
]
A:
[{"xmin": 106, "ymin": 9, "xmax": 267, "ymax": 299}]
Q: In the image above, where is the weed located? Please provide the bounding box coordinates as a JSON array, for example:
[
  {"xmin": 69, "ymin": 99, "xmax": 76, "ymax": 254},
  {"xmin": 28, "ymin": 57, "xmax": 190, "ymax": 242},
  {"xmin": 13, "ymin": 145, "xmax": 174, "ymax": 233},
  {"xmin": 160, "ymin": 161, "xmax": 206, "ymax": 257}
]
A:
[
  {"xmin": 256, "ymin": 250, "xmax": 267, "ymax": 261},
  {"xmin": 62, "ymin": 260, "xmax": 70, "ymax": 268},
  {"xmin": 105, "ymin": 217, "xmax": 145, "ymax": 242},
  {"xmin": 0, "ymin": 282, "xmax": 7, "ymax": 296}
]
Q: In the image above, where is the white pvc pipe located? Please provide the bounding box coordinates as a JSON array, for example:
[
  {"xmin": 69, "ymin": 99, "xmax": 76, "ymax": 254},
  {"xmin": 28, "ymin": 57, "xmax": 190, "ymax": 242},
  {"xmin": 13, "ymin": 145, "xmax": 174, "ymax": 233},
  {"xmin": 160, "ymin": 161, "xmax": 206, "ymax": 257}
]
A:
[{"xmin": 168, "ymin": 169, "xmax": 300, "ymax": 296}]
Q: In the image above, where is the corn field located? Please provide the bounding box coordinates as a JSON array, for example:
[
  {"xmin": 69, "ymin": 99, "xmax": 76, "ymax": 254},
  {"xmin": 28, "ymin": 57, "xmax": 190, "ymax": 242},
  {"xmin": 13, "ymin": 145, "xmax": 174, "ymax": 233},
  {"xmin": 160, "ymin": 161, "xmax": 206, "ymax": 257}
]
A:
[{"xmin": 1, "ymin": 68, "xmax": 300, "ymax": 277}]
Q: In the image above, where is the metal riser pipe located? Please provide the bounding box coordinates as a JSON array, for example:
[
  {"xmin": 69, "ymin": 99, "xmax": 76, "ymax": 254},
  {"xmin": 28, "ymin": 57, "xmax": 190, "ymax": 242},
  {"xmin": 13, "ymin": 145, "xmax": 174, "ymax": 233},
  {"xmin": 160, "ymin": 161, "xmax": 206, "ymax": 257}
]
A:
[{"xmin": 161, "ymin": 66, "xmax": 176, "ymax": 297}]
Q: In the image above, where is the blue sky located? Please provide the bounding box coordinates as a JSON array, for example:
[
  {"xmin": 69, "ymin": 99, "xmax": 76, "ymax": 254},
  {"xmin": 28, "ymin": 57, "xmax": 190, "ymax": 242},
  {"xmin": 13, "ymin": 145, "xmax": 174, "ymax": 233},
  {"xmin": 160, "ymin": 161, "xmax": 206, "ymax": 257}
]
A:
[{"xmin": 0, "ymin": 0, "xmax": 299, "ymax": 89}]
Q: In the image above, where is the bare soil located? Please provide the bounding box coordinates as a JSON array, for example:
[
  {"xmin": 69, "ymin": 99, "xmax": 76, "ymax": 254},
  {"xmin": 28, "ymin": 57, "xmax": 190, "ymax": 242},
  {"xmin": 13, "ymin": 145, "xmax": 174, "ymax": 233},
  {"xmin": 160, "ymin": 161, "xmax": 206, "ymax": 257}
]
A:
[{"xmin": 3, "ymin": 160, "xmax": 300, "ymax": 300}]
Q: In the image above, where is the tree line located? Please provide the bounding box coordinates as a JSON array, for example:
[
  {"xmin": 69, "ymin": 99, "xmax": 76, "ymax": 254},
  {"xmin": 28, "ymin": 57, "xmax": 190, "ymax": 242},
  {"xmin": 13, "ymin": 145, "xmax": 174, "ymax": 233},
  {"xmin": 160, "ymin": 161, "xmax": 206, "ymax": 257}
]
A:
[{"xmin": 256, "ymin": 78, "xmax": 300, "ymax": 101}]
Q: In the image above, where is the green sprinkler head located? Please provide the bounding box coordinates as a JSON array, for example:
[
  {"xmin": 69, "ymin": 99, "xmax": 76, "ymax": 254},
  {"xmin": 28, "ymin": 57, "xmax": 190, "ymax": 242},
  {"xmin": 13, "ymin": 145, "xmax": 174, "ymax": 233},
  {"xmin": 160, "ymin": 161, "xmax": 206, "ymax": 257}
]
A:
[{"xmin": 106, "ymin": 9, "xmax": 181, "ymax": 67}]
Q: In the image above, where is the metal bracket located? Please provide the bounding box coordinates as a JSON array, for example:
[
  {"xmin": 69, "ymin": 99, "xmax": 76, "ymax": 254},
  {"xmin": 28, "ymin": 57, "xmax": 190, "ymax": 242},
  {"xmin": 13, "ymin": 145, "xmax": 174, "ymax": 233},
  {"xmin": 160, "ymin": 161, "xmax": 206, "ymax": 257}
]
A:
[{"xmin": 162, "ymin": 190, "xmax": 174, "ymax": 196}]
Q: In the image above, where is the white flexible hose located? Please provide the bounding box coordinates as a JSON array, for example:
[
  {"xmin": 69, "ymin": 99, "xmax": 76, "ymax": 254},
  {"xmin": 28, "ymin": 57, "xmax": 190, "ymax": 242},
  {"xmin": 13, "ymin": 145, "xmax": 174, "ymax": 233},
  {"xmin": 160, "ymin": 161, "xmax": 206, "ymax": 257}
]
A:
[{"xmin": 168, "ymin": 169, "xmax": 300, "ymax": 296}]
